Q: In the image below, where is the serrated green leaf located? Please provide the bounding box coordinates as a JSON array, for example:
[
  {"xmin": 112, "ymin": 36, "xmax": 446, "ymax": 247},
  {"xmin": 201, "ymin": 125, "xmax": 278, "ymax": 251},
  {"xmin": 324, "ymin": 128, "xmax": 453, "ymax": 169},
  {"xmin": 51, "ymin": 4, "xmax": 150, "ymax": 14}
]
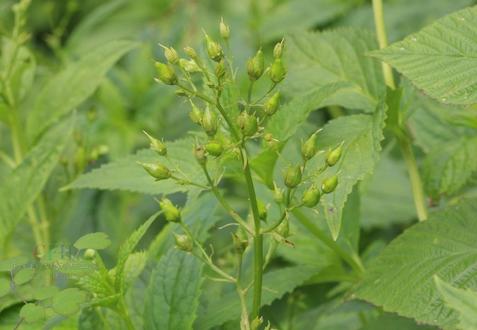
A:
[
  {"xmin": 195, "ymin": 265, "xmax": 318, "ymax": 329},
  {"xmin": 115, "ymin": 212, "xmax": 159, "ymax": 292},
  {"xmin": 20, "ymin": 303, "xmax": 45, "ymax": 323},
  {"xmin": 314, "ymin": 102, "xmax": 385, "ymax": 239},
  {"xmin": 355, "ymin": 199, "xmax": 477, "ymax": 329},
  {"xmin": 371, "ymin": 6, "xmax": 477, "ymax": 105},
  {"xmin": 74, "ymin": 232, "xmax": 111, "ymax": 250},
  {"xmin": 424, "ymin": 136, "xmax": 477, "ymax": 198},
  {"xmin": 144, "ymin": 249, "xmax": 203, "ymax": 330},
  {"xmin": 0, "ymin": 117, "xmax": 74, "ymax": 248},
  {"xmin": 52, "ymin": 288, "xmax": 87, "ymax": 316},
  {"xmin": 435, "ymin": 276, "xmax": 477, "ymax": 330},
  {"xmin": 285, "ymin": 28, "xmax": 384, "ymax": 112},
  {"xmin": 27, "ymin": 40, "xmax": 137, "ymax": 141},
  {"xmin": 64, "ymin": 137, "xmax": 211, "ymax": 196}
]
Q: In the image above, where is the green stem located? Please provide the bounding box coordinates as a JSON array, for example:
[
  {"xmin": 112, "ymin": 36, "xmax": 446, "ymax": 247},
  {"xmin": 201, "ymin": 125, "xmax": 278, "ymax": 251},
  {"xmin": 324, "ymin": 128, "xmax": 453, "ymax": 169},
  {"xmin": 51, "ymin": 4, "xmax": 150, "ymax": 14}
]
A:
[
  {"xmin": 239, "ymin": 146, "xmax": 263, "ymax": 321},
  {"xmin": 118, "ymin": 298, "xmax": 135, "ymax": 330},
  {"xmin": 372, "ymin": 0, "xmax": 427, "ymax": 222},
  {"xmin": 293, "ymin": 209, "xmax": 365, "ymax": 276}
]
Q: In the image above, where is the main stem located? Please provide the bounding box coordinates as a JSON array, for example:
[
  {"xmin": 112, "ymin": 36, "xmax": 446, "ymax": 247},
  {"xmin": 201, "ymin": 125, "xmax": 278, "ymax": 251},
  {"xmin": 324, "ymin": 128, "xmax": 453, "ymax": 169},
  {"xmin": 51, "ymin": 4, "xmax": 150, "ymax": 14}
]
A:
[{"xmin": 372, "ymin": 0, "xmax": 427, "ymax": 221}]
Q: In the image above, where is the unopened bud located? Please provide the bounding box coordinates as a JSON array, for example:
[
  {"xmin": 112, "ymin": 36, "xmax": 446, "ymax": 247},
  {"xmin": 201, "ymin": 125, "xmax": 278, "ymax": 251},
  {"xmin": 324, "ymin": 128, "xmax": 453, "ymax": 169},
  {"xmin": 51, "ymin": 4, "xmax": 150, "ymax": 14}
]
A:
[
  {"xmin": 321, "ymin": 175, "xmax": 338, "ymax": 194},
  {"xmin": 257, "ymin": 200, "xmax": 268, "ymax": 221},
  {"xmin": 139, "ymin": 162, "xmax": 171, "ymax": 181},
  {"xmin": 143, "ymin": 131, "xmax": 167, "ymax": 156},
  {"xmin": 301, "ymin": 132, "xmax": 318, "ymax": 160},
  {"xmin": 194, "ymin": 145, "xmax": 207, "ymax": 165},
  {"xmin": 264, "ymin": 91, "xmax": 280, "ymax": 115},
  {"xmin": 202, "ymin": 106, "xmax": 218, "ymax": 136},
  {"xmin": 268, "ymin": 58, "xmax": 286, "ymax": 83},
  {"xmin": 273, "ymin": 39, "xmax": 285, "ymax": 59},
  {"xmin": 215, "ymin": 60, "xmax": 226, "ymax": 79},
  {"xmin": 205, "ymin": 33, "xmax": 223, "ymax": 62},
  {"xmin": 284, "ymin": 165, "xmax": 302, "ymax": 188},
  {"xmin": 160, "ymin": 44, "xmax": 179, "ymax": 64},
  {"xmin": 302, "ymin": 185, "xmax": 321, "ymax": 207},
  {"xmin": 275, "ymin": 219, "xmax": 289, "ymax": 238},
  {"xmin": 205, "ymin": 140, "xmax": 224, "ymax": 157},
  {"xmin": 273, "ymin": 182, "xmax": 285, "ymax": 203},
  {"xmin": 84, "ymin": 249, "xmax": 96, "ymax": 260},
  {"xmin": 247, "ymin": 49, "xmax": 264, "ymax": 81},
  {"xmin": 174, "ymin": 233, "xmax": 193, "ymax": 252},
  {"xmin": 220, "ymin": 18, "xmax": 230, "ymax": 40},
  {"xmin": 237, "ymin": 111, "xmax": 258, "ymax": 137},
  {"xmin": 326, "ymin": 143, "xmax": 343, "ymax": 167},
  {"xmin": 159, "ymin": 198, "xmax": 181, "ymax": 222},
  {"xmin": 179, "ymin": 58, "xmax": 201, "ymax": 73},
  {"xmin": 189, "ymin": 102, "xmax": 203, "ymax": 124},
  {"xmin": 184, "ymin": 46, "xmax": 198, "ymax": 59},
  {"xmin": 155, "ymin": 62, "xmax": 177, "ymax": 85}
]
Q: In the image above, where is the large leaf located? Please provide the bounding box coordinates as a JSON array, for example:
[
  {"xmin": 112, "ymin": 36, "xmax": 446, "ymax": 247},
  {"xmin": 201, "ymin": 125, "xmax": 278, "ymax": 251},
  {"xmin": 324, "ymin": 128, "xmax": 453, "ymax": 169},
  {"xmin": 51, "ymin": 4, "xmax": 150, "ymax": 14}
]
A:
[
  {"xmin": 355, "ymin": 199, "xmax": 477, "ymax": 329},
  {"xmin": 435, "ymin": 277, "xmax": 477, "ymax": 330},
  {"xmin": 26, "ymin": 40, "xmax": 136, "ymax": 141},
  {"xmin": 144, "ymin": 249, "xmax": 203, "ymax": 330},
  {"xmin": 285, "ymin": 28, "xmax": 384, "ymax": 112},
  {"xmin": 313, "ymin": 102, "xmax": 385, "ymax": 239},
  {"xmin": 372, "ymin": 6, "xmax": 477, "ymax": 105},
  {"xmin": 0, "ymin": 117, "xmax": 74, "ymax": 248},
  {"xmin": 195, "ymin": 265, "xmax": 318, "ymax": 329},
  {"xmin": 424, "ymin": 136, "xmax": 477, "ymax": 198},
  {"xmin": 64, "ymin": 137, "xmax": 211, "ymax": 196}
]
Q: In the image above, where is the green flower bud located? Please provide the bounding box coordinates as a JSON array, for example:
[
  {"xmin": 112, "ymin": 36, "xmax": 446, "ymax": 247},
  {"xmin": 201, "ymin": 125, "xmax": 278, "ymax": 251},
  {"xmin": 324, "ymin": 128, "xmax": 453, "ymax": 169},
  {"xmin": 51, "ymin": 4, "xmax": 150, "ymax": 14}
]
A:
[
  {"xmin": 201, "ymin": 106, "xmax": 218, "ymax": 136},
  {"xmin": 275, "ymin": 219, "xmax": 289, "ymax": 238},
  {"xmin": 264, "ymin": 133, "xmax": 280, "ymax": 150},
  {"xmin": 273, "ymin": 39, "xmax": 285, "ymax": 59},
  {"xmin": 179, "ymin": 58, "xmax": 201, "ymax": 73},
  {"xmin": 205, "ymin": 33, "xmax": 223, "ymax": 62},
  {"xmin": 264, "ymin": 91, "xmax": 280, "ymax": 116},
  {"xmin": 326, "ymin": 144, "xmax": 343, "ymax": 167},
  {"xmin": 139, "ymin": 162, "xmax": 171, "ymax": 181},
  {"xmin": 220, "ymin": 18, "xmax": 230, "ymax": 40},
  {"xmin": 321, "ymin": 175, "xmax": 338, "ymax": 194},
  {"xmin": 143, "ymin": 131, "xmax": 167, "ymax": 156},
  {"xmin": 83, "ymin": 249, "xmax": 96, "ymax": 260},
  {"xmin": 257, "ymin": 200, "xmax": 267, "ymax": 221},
  {"xmin": 284, "ymin": 165, "xmax": 302, "ymax": 188},
  {"xmin": 160, "ymin": 44, "xmax": 179, "ymax": 64},
  {"xmin": 155, "ymin": 62, "xmax": 177, "ymax": 85},
  {"xmin": 268, "ymin": 58, "xmax": 286, "ymax": 83},
  {"xmin": 247, "ymin": 49, "xmax": 264, "ymax": 81},
  {"xmin": 301, "ymin": 132, "xmax": 318, "ymax": 161},
  {"xmin": 273, "ymin": 182, "xmax": 285, "ymax": 203},
  {"xmin": 302, "ymin": 185, "xmax": 321, "ymax": 207},
  {"xmin": 194, "ymin": 145, "xmax": 207, "ymax": 165},
  {"xmin": 189, "ymin": 102, "xmax": 203, "ymax": 124},
  {"xmin": 215, "ymin": 60, "xmax": 226, "ymax": 79},
  {"xmin": 205, "ymin": 140, "xmax": 224, "ymax": 157},
  {"xmin": 159, "ymin": 198, "xmax": 181, "ymax": 222},
  {"xmin": 174, "ymin": 233, "xmax": 193, "ymax": 252},
  {"xmin": 237, "ymin": 111, "xmax": 258, "ymax": 137},
  {"xmin": 184, "ymin": 46, "xmax": 198, "ymax": 60}
]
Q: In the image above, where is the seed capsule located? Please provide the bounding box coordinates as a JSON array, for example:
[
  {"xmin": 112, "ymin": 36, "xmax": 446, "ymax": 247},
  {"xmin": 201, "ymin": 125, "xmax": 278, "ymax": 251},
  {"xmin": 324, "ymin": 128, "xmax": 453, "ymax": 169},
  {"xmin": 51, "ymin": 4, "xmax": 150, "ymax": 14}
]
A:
[
  {"xmin": 205, "ymin": 33, "xmax": 223, "ymax": 62},
  {"xmin": 159, "ymin": 198, "xmax": 181, "ymax": 222},
  {"xmin": 301, "ymin": 132, "xmax": 318, "ymax": 160},
  {"xmin": 194, "ymin": 145, "xmax": 207, "ymax": 165},
  {"xmin": 160, "ymin": 44, "xmax": 179, "ymax": 64},
  {"xmin": 189, "ymin": 103, "xmax": 203, "ymax": 124},
  {"xmin": 179, "ymin": 58, "xmax": 201, "ymax": 73},
  {"xmin": 302, "ymin": 185, "xmax": 321, "ymax": 207},
  {"xmin": 155, "ymin": 62, "xmax": 177, "ymax": 85},
  {"xmin": 184, "ymin": 46, "xmax": 198, "ymax": 60},
  {"xmin": 174, "ymin": 234, "xmax": 193, "ymax": 252},
  {"xmin": 275, "ymin": 219, "xmax": 289, "ymax": 238},
  {"xmin": 201, "ymin": 106, "xmax": 218, "ymax": 136},
  {"xmin": 247, "ymin": 49, "xmax": 264, "ymax": 81},
  {"xmin": 143, "ymin": 131, "xmax": 167, "ymax": 156},
  {"xmin": 321, "ymin": 175, "xmax": 338, "ymax": 194},
  {"xmin": 237, "ymin": 111, "xmax": 258, "ymax": 137},
  {"xmin": 257, "ymin": 200, "xmax": 267, "ymax": 221},
  {"xmin": 273, "ymin": 39, "xmax": 285, "ymax": 59},
  {"xmin": 273, "ymin": 182, "xmax": 285, "ymax": 203},
  {"xmin": 326, "ymin": 144, "xmax": 343, "ymax": 167},
  {"xmin": 139, "ymin": 162, "xmax": 171, "ymax": 181},
  {"xmin": 215, "ymin": 60, "xmax": 226, "ymax": 79},
  {"xmin": 205, "ymin": 140, "xmax": 224, "ymax": 157},
  {"xmin": 284, "ymin": 165, "xmax": 302, "ymax": 188},
  {"xmin": 219, "ymin": 18, "xmax": 230, "ymax": 40},
  {"xmin": 268, "ymin": 58, "xmax": 286, "ymax": 83},
  {"xmin": 264, "ymin": 91, "xmax": 280, "ymax": 116}
]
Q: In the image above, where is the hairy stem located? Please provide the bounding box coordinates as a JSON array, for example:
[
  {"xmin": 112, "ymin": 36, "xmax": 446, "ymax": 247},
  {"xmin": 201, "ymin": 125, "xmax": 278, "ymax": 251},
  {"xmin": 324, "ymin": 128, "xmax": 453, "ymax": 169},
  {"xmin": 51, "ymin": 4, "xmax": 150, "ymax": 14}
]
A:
[{"xmin": 372, "ymin": 0, "xmax": 427, "ymax": 221}]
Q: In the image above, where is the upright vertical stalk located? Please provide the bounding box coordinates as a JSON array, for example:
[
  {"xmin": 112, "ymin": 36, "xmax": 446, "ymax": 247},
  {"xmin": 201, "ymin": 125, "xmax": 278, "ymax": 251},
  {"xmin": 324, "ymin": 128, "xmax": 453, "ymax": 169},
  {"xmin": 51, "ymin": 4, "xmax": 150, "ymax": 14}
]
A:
[{"xmin": 372, "ymin": 0, "xmax": 428, "ymax": 221}]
